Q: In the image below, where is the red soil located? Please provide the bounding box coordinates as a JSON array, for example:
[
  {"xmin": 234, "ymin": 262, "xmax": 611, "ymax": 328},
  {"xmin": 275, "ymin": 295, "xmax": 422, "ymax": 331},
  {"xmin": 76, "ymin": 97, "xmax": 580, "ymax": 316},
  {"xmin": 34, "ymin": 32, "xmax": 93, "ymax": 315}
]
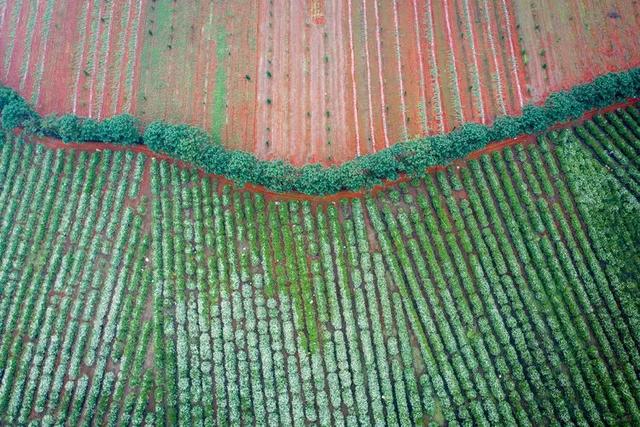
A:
[
  {"xmin": 1, "ymin": 1, "xmax": 639, "ymax": 168},
  {"xmin": 18, "ymin": 0, "xmax": 48, "ymax": 98},
  {"xmin": 37, "ymin": 0, "xmax": 86, "ymax": 115},
  {"xmin": 514, "ymin": 0, "xmax": 640, "ymax": 103}
]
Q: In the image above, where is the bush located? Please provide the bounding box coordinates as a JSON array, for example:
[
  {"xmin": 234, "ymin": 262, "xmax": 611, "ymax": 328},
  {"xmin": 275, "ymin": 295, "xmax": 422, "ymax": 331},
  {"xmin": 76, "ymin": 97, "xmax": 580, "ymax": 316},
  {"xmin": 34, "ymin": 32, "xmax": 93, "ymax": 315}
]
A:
[
  {"xmin": 1, "ymin": 100, "xmax": 39, "ymax": 131},
  {"xmin": 56, "ymin": 115, "xmax": 82, "ymax": 142},
  {"xmin": 97, "ymin": 114, "xmax": 140, "ymax": 144},
  {"xmin": 544, "ymin": 92, "xmax": 583, "ymax": 122},
  {"xmin": 489, "ymin": 115, "xmax": 522, "ymax": 140},
  {"xmin": 80, "ymin": 117, "xmax": 99, "ymax": 141},
  {"xmin": 521, "ymin": 104, "xmax": 552, "ymax": 133},
  {"xmin": 0, "ymin": 87, "xmax": 20, "ymax": 111},
  {"xmin": 450, "ymin": 122, "xmax": 491, "ymax": 153}
]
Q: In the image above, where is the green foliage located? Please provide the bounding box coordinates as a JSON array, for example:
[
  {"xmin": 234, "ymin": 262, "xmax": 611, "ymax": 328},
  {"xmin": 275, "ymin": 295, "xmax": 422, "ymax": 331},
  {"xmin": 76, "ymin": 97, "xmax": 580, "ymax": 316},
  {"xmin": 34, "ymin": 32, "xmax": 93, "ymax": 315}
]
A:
[
  {"xmin": 0, "ymin": 87, "xmax": 21, "ymax": 111},
  {"xmin": 96, "ymin": 114, "xmax": 140, "ymax": 145},
  {"xmin": 1, "ymin": 66, "xmax": 640, "ymax": 194},
  {"xmin": 489, "ymin": 115, "xmax": 522, "ymax": 140},
  {"xmin": 544, "ymin": 92, "xmax": 583, "ymax": 122},
  {"xmin": 0, "ymin": 127, "xmax": 639, "ymax": 424},
  {"xmin": 51, "ymin": 114, "xmax": 82, "ymax": 143},
  {"xmin": 521, "ymin": 104, "xmax": 553, "ymax": 133},
  {"xmin": 1, "ymin": 99, "xmax": 39, "ymax": 131}
]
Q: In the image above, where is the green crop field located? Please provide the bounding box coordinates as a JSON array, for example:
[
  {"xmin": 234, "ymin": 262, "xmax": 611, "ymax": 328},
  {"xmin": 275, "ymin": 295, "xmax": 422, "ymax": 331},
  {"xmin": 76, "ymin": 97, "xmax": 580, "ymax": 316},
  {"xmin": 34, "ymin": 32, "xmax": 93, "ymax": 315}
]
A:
[{"xmin": 0, "ymin": 105, "xmax": 638, "ymax": 425}]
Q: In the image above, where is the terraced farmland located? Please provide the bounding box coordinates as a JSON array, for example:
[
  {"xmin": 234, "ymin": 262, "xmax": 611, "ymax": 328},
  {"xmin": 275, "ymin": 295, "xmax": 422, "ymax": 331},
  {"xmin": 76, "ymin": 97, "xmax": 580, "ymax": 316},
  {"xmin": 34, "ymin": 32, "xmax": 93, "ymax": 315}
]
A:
[
  {"xmin": 1, "ymin": 0, "xmax": 638, "ymax": 165},
  {"xmin": 0, "ymin": 105, "xmax": 638, "ymax": 425}
]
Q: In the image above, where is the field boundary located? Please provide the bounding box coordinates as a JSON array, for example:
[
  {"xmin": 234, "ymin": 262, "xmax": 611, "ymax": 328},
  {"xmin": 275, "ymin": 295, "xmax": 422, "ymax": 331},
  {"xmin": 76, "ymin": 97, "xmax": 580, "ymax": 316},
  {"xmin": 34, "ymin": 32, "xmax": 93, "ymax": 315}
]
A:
[
  {"xmin": 14, "ymin": 97, "xmax": 639, "ymax": 203},
  {"xmin": 1, "ymin": 67, "xmax": 640, "ymax": 195}
]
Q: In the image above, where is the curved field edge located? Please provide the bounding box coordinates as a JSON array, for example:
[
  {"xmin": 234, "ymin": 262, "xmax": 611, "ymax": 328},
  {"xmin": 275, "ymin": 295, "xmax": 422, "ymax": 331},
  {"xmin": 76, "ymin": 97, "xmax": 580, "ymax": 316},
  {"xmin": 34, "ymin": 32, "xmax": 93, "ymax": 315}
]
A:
[
  {"xmin": 1, "ymin": 67, "xmax": 640, "ymax": 195},
  {"xmin": 0, "ymin": 109, "xmax": 638, "ymax": 425}
]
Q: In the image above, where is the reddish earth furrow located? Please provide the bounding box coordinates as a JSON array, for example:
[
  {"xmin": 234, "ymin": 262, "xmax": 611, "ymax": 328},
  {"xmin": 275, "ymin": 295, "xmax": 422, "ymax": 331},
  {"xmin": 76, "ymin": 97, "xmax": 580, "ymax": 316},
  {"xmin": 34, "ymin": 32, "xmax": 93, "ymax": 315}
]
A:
[
  {"xmin": 283, "ymin": 0, "xmax": 295, "ymax": 163},
  {"xmin": 501, "ymin": 0, "xmax": 527, "ymax": 109},
  {"xmin": 464, "ymin": 0, "xmax": 493, "ymax": 125},
  {"xmin": 453, "ymin": 0, "xmax": 483, "ymax": 125},
  {"xmin": 269, "ymin": 0, "xmax": 286, "ymax": 160},
  {"xmin": 487, "ymin": 0, "xmax": 514, "ymax": 115},
  {"xmin": 38, "ymin": 0, "xmax": 83, "ymax": 114},
  {"xmin": 448, "ymin": 0, "xmax": 478, "ymax": 126},
  {"xmin": 187, "ymin": 1, "xmax": 210, "ymax": 136},
  {"xmin": 376, "ymin": 0, "xmax": 407, "ymax": 144},
  {"xmin": 369, "ymin": 0, "xmax": 398, "ymax": 146},
  {"xmin": 371, "ymin": 0, "xmax": 391, "ymax": 148},
  {"xmin": 287, "ymin": 1, "xmax": 306, "ymax": 163},
  {"xmin": 304, "ymin": 2, "xmax": 314, "ymax": 162},
  {"xmin": 322, "ymin": 1, "xmax": 335, "ymax": 164},
  {"xmin": 325, "ymin": 1, "xmax": 353, "ymax": 165},
  {"xmin": 84, "ymin": 0, "xmax": 110, "ymax": 118},
  {"xmin": 390, "ymin": 0, "xmax": 410, "ymax": 141},
  {"xmin": 352, "ymin": 0, "xmax": 377, "ymax": 154},
  {"xmin": 97, "ymin": 0, "xmax": 125, "ymax": 120},
  {"xmin": 111, "ymin": 0, "xmax": 135, "ymax": 116},
  {"xmin": 19, "ymin": 0, "xmax": 48, "ymax": 98},
  {"xmin": 200, "ymin": 2, "xmax": 216, "ymax": 132},
  {"xmin": 330, "ymin": 0, "xmax": 358, "ymax": 163},
  {"xmin": 123, "ymin": 0, "xmax": 144, "ymax": 114},
  {"xmin": 418, "ymin": 0, "xmax": 443, "ymax": 134},
  {"xmin": 0, "ymin": 1, "xmax": 19, "ymax": 77},
  {"xmin": 73, "ymin": 0, "xmax": 101, "ymax": 117},
  {"xmin": 308, "ymin": 8, "xmax": 324, "ymax": 163},
  {"xmin": 27, "ymin": 0, "xmax": 57, "ymax": 106},
  {"xmin": 88, "ymin": 0, "xmax": 109, "ymax": 118},
  {"xmin": 343, "ymin": 0, "xmax": 361, "ymax": 158},
  {"xmin": 431, "ymin": 0, "xmax": 457, "ymax": 133},
  {"xmin": 493, "ymin": 0, "xmax": 524, "ymax": 115},
  {"xmin": 0, "ymin": 1, "xmax": 14, "ymax": 65},
  {"xmin": 180, "ymin": 4, "xmax": 199, "ymax": 126},
  {"xmin": 482, "ymin": 0, "xmax": 510, "ymax": 117},
  {"xmin": 396, "ymin": 0, "xmax": 426, "ymax": 139},
  {"xmin": 253, "ymin": 0, "xmax": 271, "ymax": 160},
  {"xmin": 4, "ymin": 0, "xmax": 31, "ymax": 87},
  {"xmin": 230, "ymin": 0, "xmax": 258, "ymax": 152},
  {"xmin": 161, "ymin": 5, "xmax": 177, "ymax": 123},
  {"xmin": 192, "ymin": 1, "xmax": 209, "ymax": 131},
  {"xmin": 360, "ymin": 0, "xmax": 386, "ymax": 152}
]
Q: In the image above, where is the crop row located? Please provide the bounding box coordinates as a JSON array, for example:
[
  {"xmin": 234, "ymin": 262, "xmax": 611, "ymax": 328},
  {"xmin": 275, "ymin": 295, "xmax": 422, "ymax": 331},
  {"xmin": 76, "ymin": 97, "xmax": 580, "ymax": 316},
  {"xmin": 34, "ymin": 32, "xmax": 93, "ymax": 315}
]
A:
[
  {"xmin": 0, "ymin": 136, "xmax": 152, "ymax": 425},
  {"xmin": 0, "ymin": 105, "xmax": 638, "ymax": 424}
]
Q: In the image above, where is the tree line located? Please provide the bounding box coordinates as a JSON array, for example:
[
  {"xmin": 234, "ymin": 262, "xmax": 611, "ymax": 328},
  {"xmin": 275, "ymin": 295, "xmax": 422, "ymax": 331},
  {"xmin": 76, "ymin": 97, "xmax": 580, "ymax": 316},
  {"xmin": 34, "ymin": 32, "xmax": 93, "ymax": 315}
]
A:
[{"xmin": 1, "ymin": 67, "xmax": 639, "ymax": 195}]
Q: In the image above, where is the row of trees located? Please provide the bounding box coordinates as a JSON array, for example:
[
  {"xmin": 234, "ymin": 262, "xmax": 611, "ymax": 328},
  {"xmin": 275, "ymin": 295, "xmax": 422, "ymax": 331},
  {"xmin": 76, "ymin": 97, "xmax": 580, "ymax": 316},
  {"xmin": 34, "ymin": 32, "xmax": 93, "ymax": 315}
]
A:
[{"xmin": 1, "ymin": 67, "xmax": 639, "ymax": 194}]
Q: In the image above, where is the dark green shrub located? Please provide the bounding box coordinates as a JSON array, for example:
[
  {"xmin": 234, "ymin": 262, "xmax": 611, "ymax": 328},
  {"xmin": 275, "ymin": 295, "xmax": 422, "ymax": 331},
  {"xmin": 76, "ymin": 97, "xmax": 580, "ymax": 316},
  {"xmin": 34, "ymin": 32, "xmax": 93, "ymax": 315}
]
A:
[
  {"xmin": 142, "ymin": 121, "xmax": 167, "ymax": 152},
  {"xmin": 489, "ymin": 114, "xmax": 523, "ymax": 141},
  {"xmin": 1, "ymin": 100, "xmax": 39, "ymax": 131},
  {"xmin": 298, "ymin": 164, "xmax": 330, "ymax": 194},
  {"xmin": 544, "ymin": 92, "xmax": 583, "ymax": 122},
  {"xmin": 201, "ymin": 144, "xmax": 229, "ymax": 175},
  {"xmin": 337, "ymin": 161, "xmax": 368, "ymax": 192},
  {"xmin": 80, "ymin": 118, "xmax": 99, "ymax": 141},
  {"xmin": 450, "ymin": 123, "xmax": 491, "ymax": 153},
  {"xmin": 521, "ymin": 104, "xmax": 552, "ymax": 133},
  {"xmin": 0, "ymin": 87, "xmax": 20, "ymax": 111},
  {"xmin": 226, "ymin": 150, "xmax": 258, "ymax": 185},
  {"xmin": 97, "ymin": 114, "xmax": 140, "ymax": 145},
  {"xmin": 56, "ymin": 115, "xmax": 82, "ymax": 142}
]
